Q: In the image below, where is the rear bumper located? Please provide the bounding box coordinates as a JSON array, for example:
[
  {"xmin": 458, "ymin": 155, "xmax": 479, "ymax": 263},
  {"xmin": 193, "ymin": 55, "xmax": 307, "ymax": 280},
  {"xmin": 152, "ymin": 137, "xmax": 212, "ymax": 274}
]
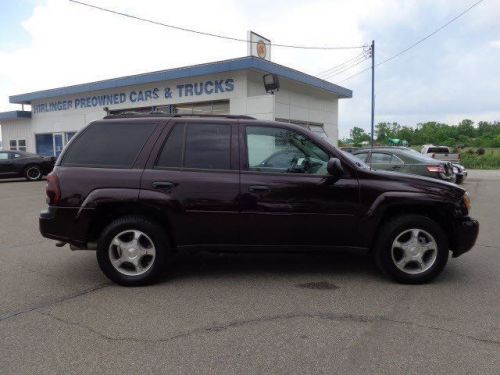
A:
[
  {"xmin": 450, "ymin": 216, "xmax": 479, "ymax": 257},
  {"xmin": 39, "ymin": 206, "xmax": 93, "ymax": 248}
]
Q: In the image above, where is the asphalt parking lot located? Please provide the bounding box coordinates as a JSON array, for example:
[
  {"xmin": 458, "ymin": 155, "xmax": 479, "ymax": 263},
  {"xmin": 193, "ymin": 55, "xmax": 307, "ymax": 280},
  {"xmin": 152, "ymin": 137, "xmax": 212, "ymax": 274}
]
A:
[{"xmin": 0, "ymin": 171, "xmax": 499, "ymax": 375}]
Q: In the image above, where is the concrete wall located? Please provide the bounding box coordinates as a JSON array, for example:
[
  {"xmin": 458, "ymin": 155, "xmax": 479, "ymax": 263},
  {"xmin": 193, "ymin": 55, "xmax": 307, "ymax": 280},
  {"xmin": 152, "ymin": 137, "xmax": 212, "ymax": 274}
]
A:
[
  {"xmin": 274, "ymin": 77, "xmax": 339, "ymax": 144},
  {"xmin": 1, "ymin": 119, "xmax": 34, "ymax": 152},
  {"xmin": 0, "ymin": 69, "xmax": 341, "ymax": 153}
]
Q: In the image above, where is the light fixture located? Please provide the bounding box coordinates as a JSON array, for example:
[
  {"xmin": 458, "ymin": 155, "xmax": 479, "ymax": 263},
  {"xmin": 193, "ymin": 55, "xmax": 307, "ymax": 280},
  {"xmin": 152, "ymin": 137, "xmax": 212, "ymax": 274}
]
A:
[{"xmin": 263, "ymin": 73, "xmax": 280, "ymax": 94}]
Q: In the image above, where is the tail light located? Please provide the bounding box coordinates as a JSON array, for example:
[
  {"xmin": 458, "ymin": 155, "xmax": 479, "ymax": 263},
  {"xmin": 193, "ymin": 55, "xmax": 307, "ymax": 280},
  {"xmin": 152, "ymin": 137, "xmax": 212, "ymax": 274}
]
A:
[
  {"xmin": 427, "ymin": 165, "xmax": 445, "ymax": 173},
  {"xmin": 46, "ymin": 173, "xmax": 61, "ymax": 205}
]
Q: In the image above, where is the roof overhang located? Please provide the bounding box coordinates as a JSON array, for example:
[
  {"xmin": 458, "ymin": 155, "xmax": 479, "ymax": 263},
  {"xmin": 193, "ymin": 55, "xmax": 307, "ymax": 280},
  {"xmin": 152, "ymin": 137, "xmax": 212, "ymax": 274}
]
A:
[
  {"xmin": 0, "ymin": 111, "xmax": 32, "ymax": 121},
  {"xmin": 9, "ymin": 56, "xmax": 352, "ymax": 105}
]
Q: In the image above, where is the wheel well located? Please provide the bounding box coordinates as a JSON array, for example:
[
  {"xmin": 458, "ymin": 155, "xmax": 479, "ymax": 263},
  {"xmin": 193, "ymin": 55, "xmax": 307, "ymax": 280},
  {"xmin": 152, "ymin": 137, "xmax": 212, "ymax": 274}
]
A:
[
  {"xmin": 23, "ymin": 163, "xmax": 40, "ymax": 172},
  {"xmin": 371, "ymin": 205, "xmax": 454, "ymax": 251},
  {"xmin": 86, "ymin": 203, "xmax": 176, "ymax": 248}
]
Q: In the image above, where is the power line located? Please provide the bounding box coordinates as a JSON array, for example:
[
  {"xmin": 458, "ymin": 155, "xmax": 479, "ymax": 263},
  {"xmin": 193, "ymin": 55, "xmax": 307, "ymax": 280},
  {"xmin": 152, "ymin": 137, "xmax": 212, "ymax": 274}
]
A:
[
  {"xmin": 317, "ymin": 51, "xmax": 367, "ymax": 77},
  {"xmin": 68, "ymin": 0, "xmax": 366, "ymax": 50},
  {"xmin": 320, "ymin": 55, "xmax": 370, "ymax": 80},
  {"xmin": 339, "ymin": 0, "xmax": 485, "ymax": 83}
]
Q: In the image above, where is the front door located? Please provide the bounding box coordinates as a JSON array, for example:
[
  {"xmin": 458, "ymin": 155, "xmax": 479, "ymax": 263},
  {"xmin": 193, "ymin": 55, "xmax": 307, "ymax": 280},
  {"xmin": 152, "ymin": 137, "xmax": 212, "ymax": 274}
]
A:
[
  {"xmin": 140, "ymin": 120, "xmax": 240, "ymax": 246},
  {"xmin": 0, "ymin": 152, "xmax": 13, "ymax": 175},
  {"xmin": 238, "ymin": 125, "xmax": 360, "ymax": 247},
  {"xmin": 53, "ymin": 133, "xmax": 64, "ymax": 157}
]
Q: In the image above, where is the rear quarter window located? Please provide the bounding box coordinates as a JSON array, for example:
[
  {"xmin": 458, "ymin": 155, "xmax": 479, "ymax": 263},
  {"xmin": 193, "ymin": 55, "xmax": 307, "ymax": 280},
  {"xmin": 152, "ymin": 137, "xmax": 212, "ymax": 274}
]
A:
[{"xmin": 61, "ymin": 122, "xmax": 157, "ymax": 168}]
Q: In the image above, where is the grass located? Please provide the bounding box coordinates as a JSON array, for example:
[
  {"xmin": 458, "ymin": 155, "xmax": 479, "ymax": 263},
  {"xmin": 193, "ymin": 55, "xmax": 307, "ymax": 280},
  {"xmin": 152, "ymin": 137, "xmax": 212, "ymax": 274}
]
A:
[
  {"xmin": 408, "ymin": 145, "xmax": 500, "ymax": 169},
  {"xmin": 459, "ymin": 150, "xmax": 500, "ymax": 169}
]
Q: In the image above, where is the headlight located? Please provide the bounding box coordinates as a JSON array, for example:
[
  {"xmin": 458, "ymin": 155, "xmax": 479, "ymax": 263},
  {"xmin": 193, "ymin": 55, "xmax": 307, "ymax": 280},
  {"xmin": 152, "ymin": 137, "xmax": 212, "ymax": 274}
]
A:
[
  {"xmin": 453, "ymin": 167, "xmax": 459, "ymax": 173},
  {"xmin": 463, "ymin": 192, "xmax": 472, "ymax": 213}
]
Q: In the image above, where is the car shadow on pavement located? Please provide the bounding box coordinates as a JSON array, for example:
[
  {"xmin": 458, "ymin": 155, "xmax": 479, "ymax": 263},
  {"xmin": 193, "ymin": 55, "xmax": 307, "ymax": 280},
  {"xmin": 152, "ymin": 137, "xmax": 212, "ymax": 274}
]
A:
[
  {"xmin": 0, "ymin": 178, "xmax": 46, "ymax": 184},
  {"xmin": 162, "ymin": 251, "xmax": 385, "ymax": 284}
]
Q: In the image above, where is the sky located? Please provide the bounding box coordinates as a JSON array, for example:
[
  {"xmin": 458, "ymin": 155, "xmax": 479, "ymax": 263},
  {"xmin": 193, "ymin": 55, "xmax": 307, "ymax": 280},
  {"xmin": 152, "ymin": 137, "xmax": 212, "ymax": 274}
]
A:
[{"xmin": 0, "ymin": 0, "xmax": 499, "ymax": 138}]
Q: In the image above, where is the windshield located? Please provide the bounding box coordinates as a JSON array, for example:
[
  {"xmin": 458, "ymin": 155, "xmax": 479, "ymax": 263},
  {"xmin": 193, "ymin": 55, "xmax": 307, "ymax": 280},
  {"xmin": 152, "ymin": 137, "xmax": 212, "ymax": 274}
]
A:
[{"xmin": 340, "ymin": 150, "xmax": 370, "ymax": 169}]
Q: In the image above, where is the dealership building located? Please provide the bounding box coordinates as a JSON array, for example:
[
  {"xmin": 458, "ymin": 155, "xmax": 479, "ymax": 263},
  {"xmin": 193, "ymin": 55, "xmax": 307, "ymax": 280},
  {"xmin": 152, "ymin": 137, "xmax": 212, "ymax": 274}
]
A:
[{"xmin": 0, "ymin": 55, "xmax": 352, "ymax": 156}]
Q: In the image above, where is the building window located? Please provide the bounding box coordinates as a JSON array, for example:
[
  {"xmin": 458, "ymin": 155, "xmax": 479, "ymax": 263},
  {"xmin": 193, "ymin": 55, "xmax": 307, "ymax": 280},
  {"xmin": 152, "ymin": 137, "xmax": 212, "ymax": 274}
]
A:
[
  {"xmin": 275, "ymin": 118, "xmax": 328, "ymax": 139},
  {"xmin": 9, "ymin": 139, "xmax": 27, "ymax": 152},
  {"xmin": 109, "ymin": 100, "xmax": 229, "ymax": 116},
  {"xmin": 175, "ymin": 100, "xmax": 230, "ymax": 115},
  {"xmin": 35, "ymin": 132, "xmax": 77, "ymax": 156}
]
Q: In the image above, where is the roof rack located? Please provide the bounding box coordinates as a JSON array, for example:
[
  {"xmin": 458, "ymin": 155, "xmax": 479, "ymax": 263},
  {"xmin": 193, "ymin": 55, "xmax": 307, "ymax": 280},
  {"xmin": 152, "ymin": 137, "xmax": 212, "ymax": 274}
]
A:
[{"xmin": 104, "ymin": 111, "xmax": 256, "ymax": 120}]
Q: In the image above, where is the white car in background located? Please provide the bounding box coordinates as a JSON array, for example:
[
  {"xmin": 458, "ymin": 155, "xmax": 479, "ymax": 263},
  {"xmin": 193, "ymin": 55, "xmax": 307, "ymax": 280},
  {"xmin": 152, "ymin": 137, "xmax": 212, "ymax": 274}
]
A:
[{"xmin": 421, "ymin": 144, "xmax": 460, "ymax": 163}]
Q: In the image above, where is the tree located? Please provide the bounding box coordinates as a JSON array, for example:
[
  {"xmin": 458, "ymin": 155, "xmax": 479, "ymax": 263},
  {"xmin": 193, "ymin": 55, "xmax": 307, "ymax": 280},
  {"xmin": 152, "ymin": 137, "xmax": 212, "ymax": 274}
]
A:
[{"xmin": 350, "ymin": 127, "xmax": 370, "ymax": 146}]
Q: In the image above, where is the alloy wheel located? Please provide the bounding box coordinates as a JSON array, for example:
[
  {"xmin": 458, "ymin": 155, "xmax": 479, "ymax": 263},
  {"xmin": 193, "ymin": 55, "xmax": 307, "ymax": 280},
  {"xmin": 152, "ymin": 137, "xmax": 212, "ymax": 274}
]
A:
[
  {"xmin": 391, "ymin": 228, "xmax": 438, "ymax": 275},
  {"xmin": 108, "ymin": 230, "xmax": 156, "ymax": 276}
]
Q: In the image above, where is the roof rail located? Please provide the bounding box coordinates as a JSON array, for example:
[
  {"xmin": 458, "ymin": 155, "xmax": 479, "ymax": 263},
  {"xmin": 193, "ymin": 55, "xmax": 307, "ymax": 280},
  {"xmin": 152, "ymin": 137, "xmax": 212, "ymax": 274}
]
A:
[{"xmin": 104, "ymin": 111, "xmax": 256, "ymax": 120}]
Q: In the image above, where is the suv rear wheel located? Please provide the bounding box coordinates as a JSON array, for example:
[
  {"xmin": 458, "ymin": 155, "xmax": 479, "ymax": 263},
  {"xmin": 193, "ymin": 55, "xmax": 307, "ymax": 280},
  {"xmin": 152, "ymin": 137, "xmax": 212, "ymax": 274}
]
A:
[
  {"xmin": 96, "ymin": 216, "xmax": 170, "ymax": 286},
  {"xmin": 373, "ymin": 215, "xmax": 449, "ymax": 284}
]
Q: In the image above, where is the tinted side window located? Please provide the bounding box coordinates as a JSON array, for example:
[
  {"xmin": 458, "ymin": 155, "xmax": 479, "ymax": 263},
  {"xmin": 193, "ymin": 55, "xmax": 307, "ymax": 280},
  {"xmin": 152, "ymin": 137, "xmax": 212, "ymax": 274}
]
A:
[
  {"xmin": 156, "ymin": 124, "xmax": 184, "ymax": 168},
  {"xmin": 371, "ymin": 153, "xmax": 392, "ymax": 163},
  {"xmin": 184, "ymin": 123, "xmax": 230, "ymax": 169},
  {"xmin": 61, "ymin": 122, "xmax": 157, "ymax": 168},
  {"xmin": 391, "ymin": 154, "xmax": 404, "ymax": 164},
  {"xmin": 155, "ymin": 123, "xmax": 231, "ymax": 170}
]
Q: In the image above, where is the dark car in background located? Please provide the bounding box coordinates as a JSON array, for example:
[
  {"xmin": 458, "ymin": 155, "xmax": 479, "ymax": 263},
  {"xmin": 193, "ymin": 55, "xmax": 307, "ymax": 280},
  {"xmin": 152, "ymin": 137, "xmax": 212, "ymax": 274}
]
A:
[
  {"xmin": 352, "ymin": 147, "xmax": 455, "ymax": 182},
  {"xmin": 452, "ymin": 163, "xmax": 468, "ymax": 184},
  {"xmin": 39, "ymin": 114, "xmax": 478, "ymax": 286},
  {"xmin": 0, "ymin": 150, "xmax": 55, "ymax": 181}
]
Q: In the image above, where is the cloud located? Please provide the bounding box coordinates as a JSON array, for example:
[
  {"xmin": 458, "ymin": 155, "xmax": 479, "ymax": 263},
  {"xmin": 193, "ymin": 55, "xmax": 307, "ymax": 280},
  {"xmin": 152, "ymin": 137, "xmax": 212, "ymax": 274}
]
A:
[{"xmin": 1, "ymin": 0, "xmax": 499, "ymax": 139}]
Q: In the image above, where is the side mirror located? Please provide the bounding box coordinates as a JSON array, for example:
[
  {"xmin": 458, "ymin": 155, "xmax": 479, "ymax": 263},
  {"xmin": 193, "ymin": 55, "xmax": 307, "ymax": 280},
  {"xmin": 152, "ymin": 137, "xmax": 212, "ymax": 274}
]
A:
[{"xmin": 327, "ymin": 158, "xmax": 343, "ymax": 179}]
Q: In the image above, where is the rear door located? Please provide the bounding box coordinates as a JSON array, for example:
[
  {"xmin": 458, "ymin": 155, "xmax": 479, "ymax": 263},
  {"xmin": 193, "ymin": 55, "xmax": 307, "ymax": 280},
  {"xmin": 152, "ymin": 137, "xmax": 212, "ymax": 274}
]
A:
[{"xmin": 140, "ymin": 119, "xmax": 240, "ymax": 246}]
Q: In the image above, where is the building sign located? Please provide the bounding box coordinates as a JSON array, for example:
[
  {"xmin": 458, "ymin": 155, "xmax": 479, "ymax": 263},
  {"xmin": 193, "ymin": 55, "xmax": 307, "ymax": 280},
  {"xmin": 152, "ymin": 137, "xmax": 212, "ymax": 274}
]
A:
[
  {"xmin": 248, "ymin": 31, "xmax": 271, "ymax": 61},
  {"xmin": 32, "ymin": 78, "xmax": 235, "ymax": 114}
]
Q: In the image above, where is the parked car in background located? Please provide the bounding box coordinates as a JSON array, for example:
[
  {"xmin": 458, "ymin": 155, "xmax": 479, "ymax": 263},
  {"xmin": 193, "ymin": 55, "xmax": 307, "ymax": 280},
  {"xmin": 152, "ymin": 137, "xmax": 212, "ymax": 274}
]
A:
[
  {"xmin": 0, "ymin": 150, "xmax": 55, "ymax": 181},
  {"xmin": 452, "ymin": 163, "xmax": 468, "ymax": 184},
  {"xmin": 339, "ymin": 147, "xmax": 360, "ymax": 154},
  {"xmin": 421, "ymin": 145, "xmax": 460, "ymax": 163},
  {"xmin": 352, "ymin": 147, "xmax": 455, "ymax": 182},
  {"xmin": 40, "ymin": 114, "xmax": 478, "ymax": 286}
]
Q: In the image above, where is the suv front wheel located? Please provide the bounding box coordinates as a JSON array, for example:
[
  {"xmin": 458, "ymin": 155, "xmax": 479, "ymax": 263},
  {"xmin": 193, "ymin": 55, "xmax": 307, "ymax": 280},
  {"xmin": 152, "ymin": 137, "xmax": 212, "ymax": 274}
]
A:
[
  {"xmin": 97, "ymin": 216, "xmax": 170, "ymax": 286},
  {"xmin": 374, "ymin": 215, "xmax": 449, "ymax": 284}
]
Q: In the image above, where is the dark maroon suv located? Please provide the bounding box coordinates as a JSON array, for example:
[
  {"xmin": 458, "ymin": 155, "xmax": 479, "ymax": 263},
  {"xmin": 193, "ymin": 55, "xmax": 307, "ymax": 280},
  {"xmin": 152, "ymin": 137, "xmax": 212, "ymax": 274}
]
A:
[{"xmin": 39, "ymin": 114, "xmax": 479, "ymax": 286}]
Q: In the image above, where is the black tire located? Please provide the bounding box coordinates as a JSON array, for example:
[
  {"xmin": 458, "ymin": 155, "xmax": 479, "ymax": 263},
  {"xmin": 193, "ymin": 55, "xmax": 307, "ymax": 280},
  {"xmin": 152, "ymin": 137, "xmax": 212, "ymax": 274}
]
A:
[
  {"xmin": 96, "ymin": 215, "xmax": 170, "ymax": 286},
  {"xmin": 24, "ymin": 164, "xmax": 43, "ymax": 181},
  {"xmin": 455, "ymin": 175, "xmax": 463, "ymax": 184},
  {"xmin": 373, "ymin": 214, "xmax": 449, "ymax": 284}
]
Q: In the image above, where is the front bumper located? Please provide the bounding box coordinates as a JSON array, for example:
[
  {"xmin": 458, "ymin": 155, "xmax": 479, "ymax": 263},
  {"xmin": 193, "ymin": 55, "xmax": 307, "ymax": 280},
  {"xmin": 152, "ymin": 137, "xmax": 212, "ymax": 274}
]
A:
[{"xmin": 450, "ymin": 216, "xmax": 479, "ymax": 257}]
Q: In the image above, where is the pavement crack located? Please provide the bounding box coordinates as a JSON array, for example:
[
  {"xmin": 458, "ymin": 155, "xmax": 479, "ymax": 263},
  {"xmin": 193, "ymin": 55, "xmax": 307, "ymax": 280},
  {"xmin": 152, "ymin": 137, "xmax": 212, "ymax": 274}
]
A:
[
  {"xmin": 478, "ymin": 243, "xmax": 499, "ymax": 249},
  {"xmin": 34, "ymin": 310, "xmax": 500, "ymax": 347},
  {"xmin": 0, "ymin": 283, "xmax": 110, "ymax": 322}
]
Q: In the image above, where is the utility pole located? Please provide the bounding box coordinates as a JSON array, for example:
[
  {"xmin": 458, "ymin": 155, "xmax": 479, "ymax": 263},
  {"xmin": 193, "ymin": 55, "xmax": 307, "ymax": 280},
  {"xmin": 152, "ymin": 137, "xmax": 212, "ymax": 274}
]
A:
[{"xmin": 370, "ymin": 40, "xmax": 375, "ymax": 149}]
